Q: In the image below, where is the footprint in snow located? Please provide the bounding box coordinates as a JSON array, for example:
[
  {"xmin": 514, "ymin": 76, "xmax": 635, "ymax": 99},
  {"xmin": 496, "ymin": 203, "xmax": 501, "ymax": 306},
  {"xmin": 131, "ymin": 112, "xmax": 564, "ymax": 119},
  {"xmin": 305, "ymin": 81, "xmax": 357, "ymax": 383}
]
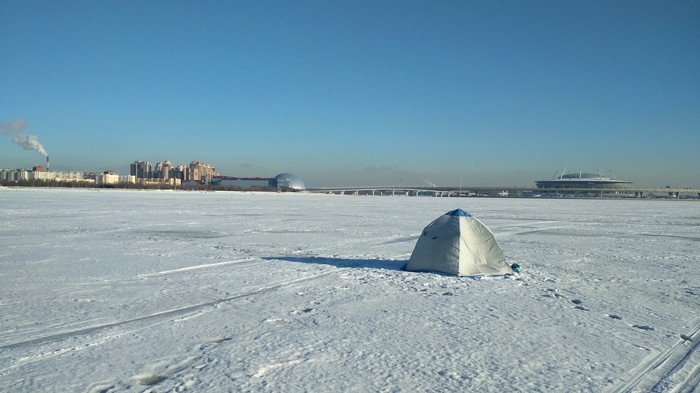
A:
[
  {"xmin": 86, "ymin": 383, "xmax": 115, "ymax": 393},
  {"xmin": 138, "ymin": 356, "xmax": 200, "ymax": 386},
  {"xmin": 264, "ymin": 317, "xmax": 293, "ymax": 325},
  {"xmin": 570, "ymin": 299, "xmax": 588, "ymax": 310},
  {"xmin": 134, "ymin": 374, "xmax": 167, "ymax": 386},
  {"xmin": 207, "ymin": 337, "xmax": 231, "ymax": 344},
  {"xmin": 680, "ymin": 334, "xmax": 694, "ymax": 342},
  {"xmin": 291, "ymin": 307, "xmax": 313, "ymax": 315},
  {"xmin": 542, "ymin": 289, "xmax": 563, "ymax": 299}
]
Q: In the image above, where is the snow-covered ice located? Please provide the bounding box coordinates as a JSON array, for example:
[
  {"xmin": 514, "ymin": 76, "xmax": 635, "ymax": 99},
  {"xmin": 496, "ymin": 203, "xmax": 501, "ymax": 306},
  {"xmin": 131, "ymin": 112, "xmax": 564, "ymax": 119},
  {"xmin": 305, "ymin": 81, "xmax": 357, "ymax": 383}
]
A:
[{"xmin": 1, "ymin": 188, "xmax": 698, "ymax": 392}]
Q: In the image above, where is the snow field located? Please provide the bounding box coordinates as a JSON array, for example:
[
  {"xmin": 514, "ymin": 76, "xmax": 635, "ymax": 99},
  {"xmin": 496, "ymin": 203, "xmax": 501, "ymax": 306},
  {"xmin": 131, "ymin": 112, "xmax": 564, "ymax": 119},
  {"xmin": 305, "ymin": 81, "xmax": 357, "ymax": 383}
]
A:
[{"xmin": 0, "ymin": 188, "xmax": 698, "ymax": 392}]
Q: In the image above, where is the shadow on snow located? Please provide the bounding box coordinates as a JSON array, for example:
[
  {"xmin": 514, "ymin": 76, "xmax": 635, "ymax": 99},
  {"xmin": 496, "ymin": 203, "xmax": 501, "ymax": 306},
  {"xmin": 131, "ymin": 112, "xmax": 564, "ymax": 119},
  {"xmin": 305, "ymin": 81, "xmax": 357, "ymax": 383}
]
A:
[{"xmin": 264, "ymin": 256, "xmax": 407, "ymax": 271}]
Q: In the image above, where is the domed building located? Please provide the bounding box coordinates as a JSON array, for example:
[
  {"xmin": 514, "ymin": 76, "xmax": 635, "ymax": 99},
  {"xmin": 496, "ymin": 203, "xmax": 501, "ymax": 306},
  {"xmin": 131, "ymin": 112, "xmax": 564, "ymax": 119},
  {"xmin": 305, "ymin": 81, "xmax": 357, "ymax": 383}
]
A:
[
  {"xmin": 535, "ymin": 169, "xmax": 632, "ymax": 189},
  {"xmin": 271, "ymin": 173, "xmax": 306, "ymax": 191}
]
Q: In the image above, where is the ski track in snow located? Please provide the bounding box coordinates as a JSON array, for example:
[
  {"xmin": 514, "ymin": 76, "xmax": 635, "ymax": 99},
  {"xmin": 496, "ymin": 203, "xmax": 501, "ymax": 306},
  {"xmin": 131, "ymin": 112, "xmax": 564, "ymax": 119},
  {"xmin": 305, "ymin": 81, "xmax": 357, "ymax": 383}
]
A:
[
  {"xmin": 0, "ymin": 267, "xmax": 334, "ymax": 352},
  {"xmin": 0, "ymin": 189, "xmax": 699, "ymax": 392},
  {"xmin": 136, "ymin": 257, "xmax": 257, "ymax": 277},
  {"xmin": 609, "ymin": 316, "xmax": 700, "ymax": 393}
]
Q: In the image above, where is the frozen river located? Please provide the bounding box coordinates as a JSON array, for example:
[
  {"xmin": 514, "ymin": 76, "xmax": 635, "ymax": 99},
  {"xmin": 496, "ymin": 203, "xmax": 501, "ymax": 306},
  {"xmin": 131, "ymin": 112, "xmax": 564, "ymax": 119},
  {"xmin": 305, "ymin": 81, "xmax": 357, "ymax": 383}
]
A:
[{"xmin": 1, "ymin": 188, "xmax": 698, "ymax": 392}]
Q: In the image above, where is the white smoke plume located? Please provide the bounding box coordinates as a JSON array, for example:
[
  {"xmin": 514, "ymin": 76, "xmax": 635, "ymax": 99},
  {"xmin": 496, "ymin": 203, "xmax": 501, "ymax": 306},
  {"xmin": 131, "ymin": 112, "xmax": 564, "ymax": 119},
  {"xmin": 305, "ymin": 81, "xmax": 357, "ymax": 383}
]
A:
[{"xmin": 1, "ymin": 119, "xmax": 49, "ymax": 157}]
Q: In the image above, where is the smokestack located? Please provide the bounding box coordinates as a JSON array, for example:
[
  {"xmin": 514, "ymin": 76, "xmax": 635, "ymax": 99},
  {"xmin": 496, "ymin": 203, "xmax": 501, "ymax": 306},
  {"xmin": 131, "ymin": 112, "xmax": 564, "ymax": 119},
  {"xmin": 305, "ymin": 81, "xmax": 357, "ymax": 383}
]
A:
[{"xmin": 46, "ymin": 156, "xmax": 50, "ymax": 172}]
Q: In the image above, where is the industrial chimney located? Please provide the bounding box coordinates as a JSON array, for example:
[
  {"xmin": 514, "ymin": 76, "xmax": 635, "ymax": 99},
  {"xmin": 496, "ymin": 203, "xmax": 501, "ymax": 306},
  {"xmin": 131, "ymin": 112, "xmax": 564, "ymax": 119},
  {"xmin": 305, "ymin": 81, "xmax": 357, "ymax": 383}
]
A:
[{"xmin": 46, "ymin": 156, "xmax": 50, "ymax": 172}]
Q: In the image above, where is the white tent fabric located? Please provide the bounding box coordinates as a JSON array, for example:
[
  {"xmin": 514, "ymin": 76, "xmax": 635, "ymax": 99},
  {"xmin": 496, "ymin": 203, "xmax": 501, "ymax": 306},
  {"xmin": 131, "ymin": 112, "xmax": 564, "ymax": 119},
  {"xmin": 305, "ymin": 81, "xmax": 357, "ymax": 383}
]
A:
[{"xmin": 405, "ymin": 209, "xmax": 513, "ymax": 276}]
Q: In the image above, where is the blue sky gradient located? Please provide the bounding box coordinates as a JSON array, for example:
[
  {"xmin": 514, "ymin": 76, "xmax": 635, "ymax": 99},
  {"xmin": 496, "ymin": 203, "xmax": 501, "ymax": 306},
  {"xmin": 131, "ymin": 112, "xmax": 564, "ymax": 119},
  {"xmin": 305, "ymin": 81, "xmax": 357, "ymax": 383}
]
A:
[{"xmin": 1, "ymin": 1, "xmax": 698, "ymax": 187}]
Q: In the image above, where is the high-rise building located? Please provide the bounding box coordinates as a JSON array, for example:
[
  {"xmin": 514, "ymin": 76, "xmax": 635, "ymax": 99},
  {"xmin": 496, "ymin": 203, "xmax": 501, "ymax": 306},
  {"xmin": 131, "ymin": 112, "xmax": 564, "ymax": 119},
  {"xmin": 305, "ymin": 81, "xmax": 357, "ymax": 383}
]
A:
[
  {"xmin": 154, "ymin": 162, "xmax": 164, "ymax": 178},
  {"xmin": 152, "ymin": 160, "xmax": 174, "ymax": 179},
  {"xmin": 127, "ymin": 160, "xmax": 218, "ymax": 183},
  {"xmin": 189, "ymin": 161, "xmax": 218, "ymax": 182},
  {"xmin": 174, "ymin": 165, "xmax": 190, "ymax": 181},
  {"xmin": 163, "ymin": 160, "xmax": 172, "ymax": 179},
  {"xmin": 130, "ymin": 161, "xmax": 152, "ymax": 179}
]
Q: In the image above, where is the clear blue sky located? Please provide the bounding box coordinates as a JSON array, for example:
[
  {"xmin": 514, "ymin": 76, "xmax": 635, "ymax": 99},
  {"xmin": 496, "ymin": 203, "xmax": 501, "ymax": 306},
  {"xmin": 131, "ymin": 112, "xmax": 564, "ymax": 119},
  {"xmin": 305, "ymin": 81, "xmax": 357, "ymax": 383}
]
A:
[{"xmin": 1, "ymin": 0, "xmax": 698, "ymax": 187}]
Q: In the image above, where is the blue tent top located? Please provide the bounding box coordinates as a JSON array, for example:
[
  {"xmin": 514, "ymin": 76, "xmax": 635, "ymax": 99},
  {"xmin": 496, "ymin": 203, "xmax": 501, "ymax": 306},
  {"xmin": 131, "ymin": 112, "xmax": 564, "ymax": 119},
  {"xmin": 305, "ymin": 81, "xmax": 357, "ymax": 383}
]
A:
[{"xmin": 446, "ymin": 209, "xmax": 472, "ymax": 217}]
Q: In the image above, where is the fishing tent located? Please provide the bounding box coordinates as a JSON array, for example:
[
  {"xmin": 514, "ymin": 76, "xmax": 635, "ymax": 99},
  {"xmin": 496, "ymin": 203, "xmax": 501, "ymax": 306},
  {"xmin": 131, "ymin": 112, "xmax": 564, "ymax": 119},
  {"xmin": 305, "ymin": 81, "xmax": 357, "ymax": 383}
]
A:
[{"xmin": 405, "ymin": 209, "xmax": 513, "ymax": 276}]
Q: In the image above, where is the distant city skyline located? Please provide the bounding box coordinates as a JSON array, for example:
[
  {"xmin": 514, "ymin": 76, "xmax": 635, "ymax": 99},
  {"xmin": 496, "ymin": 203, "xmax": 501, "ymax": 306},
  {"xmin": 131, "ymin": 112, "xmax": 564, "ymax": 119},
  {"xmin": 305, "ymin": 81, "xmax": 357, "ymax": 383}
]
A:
[
  {"xmin": 0, "ymin": 134, "xmax": 698, "ymax": 187},
  {"xmin": 2, "ymin": 1, "xmax": 698, "ymax": 188},
  {"xmin": 0, "ymin": 152, "xmax": 682, "ymax": 189}
]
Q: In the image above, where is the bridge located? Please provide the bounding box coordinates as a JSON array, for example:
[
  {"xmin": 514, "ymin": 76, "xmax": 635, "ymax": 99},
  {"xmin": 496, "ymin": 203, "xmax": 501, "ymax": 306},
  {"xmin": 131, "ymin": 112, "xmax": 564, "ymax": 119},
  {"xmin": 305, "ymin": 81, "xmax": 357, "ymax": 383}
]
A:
[{"xmin": 309, "ymin": 186, "xmax": 700, "ymax": 199}]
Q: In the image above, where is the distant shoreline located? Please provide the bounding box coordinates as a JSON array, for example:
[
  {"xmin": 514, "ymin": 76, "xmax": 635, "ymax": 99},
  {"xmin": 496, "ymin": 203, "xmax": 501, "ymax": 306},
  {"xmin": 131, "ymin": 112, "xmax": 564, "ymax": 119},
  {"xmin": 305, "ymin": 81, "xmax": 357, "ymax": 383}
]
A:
[{"xmin": 2, "ymin": 184, "xmax": 699, "ymax": 201}]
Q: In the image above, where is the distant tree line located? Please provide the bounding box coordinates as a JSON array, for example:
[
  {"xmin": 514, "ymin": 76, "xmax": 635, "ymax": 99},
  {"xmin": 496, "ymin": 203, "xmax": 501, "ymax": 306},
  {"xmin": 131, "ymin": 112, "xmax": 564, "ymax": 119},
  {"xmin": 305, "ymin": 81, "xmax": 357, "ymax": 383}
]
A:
[
  {"xmin": 0, "ymin": 179, "xmax": 288, "ymax": 192},
  {"xmin": 1, "ymin": 179, "xmax": 97, "ymax": 188}
]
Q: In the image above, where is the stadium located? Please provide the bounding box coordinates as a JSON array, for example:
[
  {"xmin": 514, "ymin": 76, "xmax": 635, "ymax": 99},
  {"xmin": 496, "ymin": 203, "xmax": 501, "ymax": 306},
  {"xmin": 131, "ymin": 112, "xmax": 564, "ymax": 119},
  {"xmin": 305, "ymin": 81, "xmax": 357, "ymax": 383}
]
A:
[{"xmin": 535, "ymin": 169, "xmax": 632, "ymax": 189}]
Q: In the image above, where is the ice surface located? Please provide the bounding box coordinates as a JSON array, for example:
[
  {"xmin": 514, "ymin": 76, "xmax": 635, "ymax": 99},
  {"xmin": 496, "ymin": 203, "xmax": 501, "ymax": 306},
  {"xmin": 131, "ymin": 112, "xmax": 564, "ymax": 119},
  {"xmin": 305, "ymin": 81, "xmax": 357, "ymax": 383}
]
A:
[{"xmin": 1, "ymin": 188, "xmax": 698, "ymax": 392}]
